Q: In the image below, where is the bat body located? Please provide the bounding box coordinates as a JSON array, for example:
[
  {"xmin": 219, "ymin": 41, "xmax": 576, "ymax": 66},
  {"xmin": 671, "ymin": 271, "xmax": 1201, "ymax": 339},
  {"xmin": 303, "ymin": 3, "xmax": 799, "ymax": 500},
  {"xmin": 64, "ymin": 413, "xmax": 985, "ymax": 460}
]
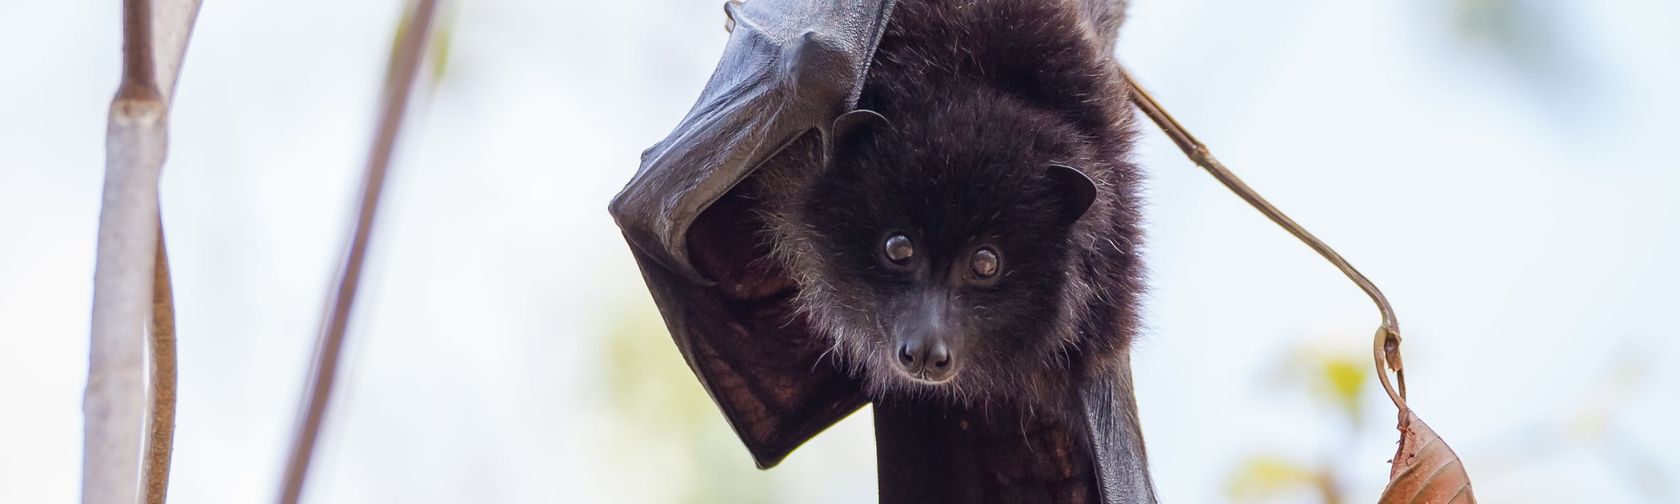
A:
[{"xmin": 611, "ymin": 0, "xmax": 1153, "ymax": 501}]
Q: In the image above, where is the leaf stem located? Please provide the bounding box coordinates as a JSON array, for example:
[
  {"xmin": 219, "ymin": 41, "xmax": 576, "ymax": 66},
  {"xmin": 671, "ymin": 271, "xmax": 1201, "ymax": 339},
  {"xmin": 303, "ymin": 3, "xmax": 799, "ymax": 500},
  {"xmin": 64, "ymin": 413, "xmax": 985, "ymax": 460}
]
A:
[{"xmin": 1119, "ymin": 69, "xmax": 1408, "ymax": 410}]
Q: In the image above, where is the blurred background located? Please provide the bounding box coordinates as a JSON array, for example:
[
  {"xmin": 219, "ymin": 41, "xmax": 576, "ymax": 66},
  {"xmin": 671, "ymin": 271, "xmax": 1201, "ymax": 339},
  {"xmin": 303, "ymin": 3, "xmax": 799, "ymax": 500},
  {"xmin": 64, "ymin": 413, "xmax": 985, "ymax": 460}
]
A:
[{"xmin": 2, "ymin": 0, "xmax": 1677, "ymax": 502}]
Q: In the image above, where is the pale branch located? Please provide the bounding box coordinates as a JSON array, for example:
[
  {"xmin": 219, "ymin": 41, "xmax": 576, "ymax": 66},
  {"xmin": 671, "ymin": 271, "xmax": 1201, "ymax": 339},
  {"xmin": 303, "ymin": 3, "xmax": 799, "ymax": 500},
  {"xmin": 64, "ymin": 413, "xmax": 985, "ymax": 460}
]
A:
[
  {"xmin": 1119, "ymin": 69, "xmax": 1408, "ymax": 409},
  {"xmin": 87, "ymin": 0, "xmax": 200, "ymax": 502},
  {"xmin": 276, "ymin": 1, "xmax": 441, "ymax": 502}
]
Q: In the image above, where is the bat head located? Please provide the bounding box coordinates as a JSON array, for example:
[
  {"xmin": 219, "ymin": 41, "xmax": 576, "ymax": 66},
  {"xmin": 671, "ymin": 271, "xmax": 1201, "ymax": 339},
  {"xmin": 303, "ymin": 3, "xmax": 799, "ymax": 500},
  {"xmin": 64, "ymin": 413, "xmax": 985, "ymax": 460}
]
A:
[{"xmin": 790, "ymin": 94, "xmax": 1103, "ymax": 402}]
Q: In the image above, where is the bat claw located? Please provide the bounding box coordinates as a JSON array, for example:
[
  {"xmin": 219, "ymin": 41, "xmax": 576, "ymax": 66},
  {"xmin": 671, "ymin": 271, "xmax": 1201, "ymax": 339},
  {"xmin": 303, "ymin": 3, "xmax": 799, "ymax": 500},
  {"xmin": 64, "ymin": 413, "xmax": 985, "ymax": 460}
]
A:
[{"xmin": 724, "ymin": 0, "xmax": 745, "ymax": 33}]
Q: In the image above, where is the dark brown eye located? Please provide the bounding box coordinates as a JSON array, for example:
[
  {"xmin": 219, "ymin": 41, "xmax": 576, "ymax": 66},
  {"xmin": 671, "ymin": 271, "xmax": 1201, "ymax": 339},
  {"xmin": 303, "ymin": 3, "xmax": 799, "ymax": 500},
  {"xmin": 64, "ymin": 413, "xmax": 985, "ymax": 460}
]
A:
[
  {"xmin": 884, "ymin": 234, "xmax": 915, "ymax": 265},
  {"xmin": 970, "ymin": 248, "xmax": 1000, "ymax": 279}
]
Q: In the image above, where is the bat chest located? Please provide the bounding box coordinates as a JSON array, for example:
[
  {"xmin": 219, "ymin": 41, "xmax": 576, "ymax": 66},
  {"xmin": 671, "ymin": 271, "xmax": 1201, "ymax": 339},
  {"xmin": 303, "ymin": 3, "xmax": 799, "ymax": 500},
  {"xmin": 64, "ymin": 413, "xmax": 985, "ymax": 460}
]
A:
[{"xmin": 874, "ymin": 400, "xmax": 1103, "ymax": 504}]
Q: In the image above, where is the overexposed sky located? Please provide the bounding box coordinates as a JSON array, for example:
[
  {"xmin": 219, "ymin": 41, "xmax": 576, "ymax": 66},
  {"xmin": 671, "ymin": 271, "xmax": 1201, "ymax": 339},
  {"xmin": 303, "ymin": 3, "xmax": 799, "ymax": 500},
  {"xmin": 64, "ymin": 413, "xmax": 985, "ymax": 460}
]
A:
[{"xmin": 2, "ymin": 0, "xmax": 1676, "ymax": 502}]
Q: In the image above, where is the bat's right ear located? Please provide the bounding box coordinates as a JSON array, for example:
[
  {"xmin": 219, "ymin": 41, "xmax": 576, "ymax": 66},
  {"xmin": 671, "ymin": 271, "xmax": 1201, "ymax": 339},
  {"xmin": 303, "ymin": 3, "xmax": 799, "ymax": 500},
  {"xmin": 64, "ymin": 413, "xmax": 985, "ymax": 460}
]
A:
[
  {"xmin": 1046, "ymin": 164, "xmax": 1099, "ymax": 224},
  {"xmin": 825, "ymin": 108, "xmax": 890, "ymax": 164}
]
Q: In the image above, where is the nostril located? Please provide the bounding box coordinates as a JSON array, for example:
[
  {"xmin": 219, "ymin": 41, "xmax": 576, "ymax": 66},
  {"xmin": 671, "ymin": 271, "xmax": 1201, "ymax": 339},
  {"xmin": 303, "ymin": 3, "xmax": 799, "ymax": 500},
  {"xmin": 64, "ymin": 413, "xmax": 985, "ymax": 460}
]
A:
[
  {"xmin": 928, "ymin": 343, "xmax": 950, "ymax": 370},
  {"xmin": 897, "ymin": 344, "xmax": 916, "ymax": 367}
]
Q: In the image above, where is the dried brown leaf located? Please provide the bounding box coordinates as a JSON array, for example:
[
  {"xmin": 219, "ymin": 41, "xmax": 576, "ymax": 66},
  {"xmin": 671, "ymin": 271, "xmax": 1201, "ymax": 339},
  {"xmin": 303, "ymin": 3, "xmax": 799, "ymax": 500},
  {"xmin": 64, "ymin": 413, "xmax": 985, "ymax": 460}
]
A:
[{"xmin": 1379, "ymin": 409, "xmax": 1476, "ymax": 504}]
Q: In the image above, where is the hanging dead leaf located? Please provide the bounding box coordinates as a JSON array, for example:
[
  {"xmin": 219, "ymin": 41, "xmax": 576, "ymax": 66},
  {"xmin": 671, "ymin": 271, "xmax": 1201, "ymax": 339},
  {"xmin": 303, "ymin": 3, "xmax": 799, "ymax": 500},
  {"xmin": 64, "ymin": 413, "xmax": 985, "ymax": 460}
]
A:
[{"xmin": 1378, "ymin": 408, "xmax": 1476, "ymax": 503}]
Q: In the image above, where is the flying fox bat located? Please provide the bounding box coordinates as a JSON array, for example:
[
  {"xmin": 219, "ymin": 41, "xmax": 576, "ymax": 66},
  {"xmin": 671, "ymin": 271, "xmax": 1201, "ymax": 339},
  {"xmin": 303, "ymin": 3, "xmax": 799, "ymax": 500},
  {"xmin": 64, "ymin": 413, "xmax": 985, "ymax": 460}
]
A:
[{"xmin": 609, "ymin": 0, "xmax": 1154, "ymax": 502}]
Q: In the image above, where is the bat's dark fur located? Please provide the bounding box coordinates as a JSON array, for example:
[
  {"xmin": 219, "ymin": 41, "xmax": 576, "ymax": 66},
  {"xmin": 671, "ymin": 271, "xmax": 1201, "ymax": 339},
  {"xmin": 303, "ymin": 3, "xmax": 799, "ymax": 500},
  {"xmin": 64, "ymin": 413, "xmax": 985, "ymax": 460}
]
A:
[{"xmin": 751, "ymin": 0, "xmax": 1143, "ymax": 414}]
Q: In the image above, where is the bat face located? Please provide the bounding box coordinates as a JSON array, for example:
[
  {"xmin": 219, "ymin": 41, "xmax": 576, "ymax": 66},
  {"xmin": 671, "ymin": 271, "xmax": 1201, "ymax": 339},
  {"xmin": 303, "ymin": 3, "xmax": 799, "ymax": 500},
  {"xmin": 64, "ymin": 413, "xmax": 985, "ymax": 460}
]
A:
[{"xmin": 792, "ymin": 92, "xmax": 1099, "ymax": 401}]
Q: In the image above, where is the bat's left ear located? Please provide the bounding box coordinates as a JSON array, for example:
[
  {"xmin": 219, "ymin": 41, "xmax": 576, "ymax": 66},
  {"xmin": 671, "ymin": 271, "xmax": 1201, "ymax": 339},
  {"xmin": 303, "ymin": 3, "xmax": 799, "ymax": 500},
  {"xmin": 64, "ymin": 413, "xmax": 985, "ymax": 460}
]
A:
[
  {"xmin": 1047, "ymin": 164, "xmax": 1098, "ymax": 223},
  {"xmin": 825, "ymin": 108, "xmax": 890, "ymax": 163}
]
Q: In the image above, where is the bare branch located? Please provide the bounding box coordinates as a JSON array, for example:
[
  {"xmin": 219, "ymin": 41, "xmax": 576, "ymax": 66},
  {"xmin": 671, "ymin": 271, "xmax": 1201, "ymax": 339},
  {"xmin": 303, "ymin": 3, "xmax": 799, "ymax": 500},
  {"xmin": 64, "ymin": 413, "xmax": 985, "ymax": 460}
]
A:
[
  {"xmin": 87, "ymin": 0, "xmax": 200, "ymax": 503},
  {"xmin": 277, "ymin": 1, "xmax": 442, "ymax": 502}
]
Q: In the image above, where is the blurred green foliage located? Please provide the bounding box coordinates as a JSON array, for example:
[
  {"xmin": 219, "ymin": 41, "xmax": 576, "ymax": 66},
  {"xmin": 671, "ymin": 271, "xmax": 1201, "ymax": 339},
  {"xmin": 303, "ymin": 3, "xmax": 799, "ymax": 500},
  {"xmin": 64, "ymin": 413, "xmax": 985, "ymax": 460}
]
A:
[
  {"xmin": 1225, "ymin": 346, "xmax": 1367, "ymax": 503},
  {"xmin": 1227, "ymin": 455, "xmax": 1339, "ymax": 504},
  {"xmin": 1315, "ymin": 355, "xmax": 1368, "ymax": 429},
  {"xmin": 599, "ymin": 304, "xmax": 777, "ymax": 503},
  {"xmin": 428, "ymin": 8, "xmax": 455, "ymax": 85},
  {"xmin": 1448, "ymin": 0, "xmax": 1592, "ymax": 106},
  {"xmin": 386, "ymin": 1, "xmax": 459, "ymax": 96}
]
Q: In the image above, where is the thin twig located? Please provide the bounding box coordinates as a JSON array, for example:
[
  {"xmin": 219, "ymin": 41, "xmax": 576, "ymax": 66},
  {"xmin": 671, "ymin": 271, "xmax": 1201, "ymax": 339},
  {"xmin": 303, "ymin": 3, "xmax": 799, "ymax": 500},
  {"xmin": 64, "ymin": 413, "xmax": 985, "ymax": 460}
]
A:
[
  {"xmin": 87, "ymin": 0, "xmax": 199, "ymax": 502},
  {"xmin": 276, "ymin": 1, "xmax": 441, "ymax": 502},
  {"xmin": 1119, "ymin": 69, "xmax": 1408, "ymax": 410},
  {"xmin": 145, "ymin": 221, "xmax": 178, "ymax": 504}
]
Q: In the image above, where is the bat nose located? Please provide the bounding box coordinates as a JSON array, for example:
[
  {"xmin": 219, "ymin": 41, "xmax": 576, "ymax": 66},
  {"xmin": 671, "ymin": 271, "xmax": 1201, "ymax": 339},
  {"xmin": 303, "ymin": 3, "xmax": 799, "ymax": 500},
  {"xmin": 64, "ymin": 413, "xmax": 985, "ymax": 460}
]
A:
[{"xmin": 896, "ymin": 338, "xmax": 955, "ymax": 383}]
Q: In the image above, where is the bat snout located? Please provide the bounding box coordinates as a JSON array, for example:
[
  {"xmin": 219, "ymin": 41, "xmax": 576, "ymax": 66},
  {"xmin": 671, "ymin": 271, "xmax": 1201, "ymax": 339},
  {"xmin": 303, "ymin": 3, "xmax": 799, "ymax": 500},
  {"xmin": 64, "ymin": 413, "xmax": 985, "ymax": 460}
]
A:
[
  {"xmin": 888, "ymin": 290, "xmax": 963, "ymax": 384},
  {"xmin": 895, "ymin": 336, "xmax": 956, "ymax": 383}
]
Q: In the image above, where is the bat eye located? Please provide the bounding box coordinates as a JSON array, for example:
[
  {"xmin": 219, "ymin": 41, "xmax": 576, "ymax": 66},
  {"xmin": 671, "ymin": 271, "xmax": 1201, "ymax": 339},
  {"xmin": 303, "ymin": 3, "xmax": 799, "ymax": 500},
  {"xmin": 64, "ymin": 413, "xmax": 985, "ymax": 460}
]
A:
[
  {"xmin": 883, "ymin": 233, "xmax": 915, "ymax": 265},
  {"xmin": 970, "ymin": 247, "xmax": 1001, "ymax": 279}
]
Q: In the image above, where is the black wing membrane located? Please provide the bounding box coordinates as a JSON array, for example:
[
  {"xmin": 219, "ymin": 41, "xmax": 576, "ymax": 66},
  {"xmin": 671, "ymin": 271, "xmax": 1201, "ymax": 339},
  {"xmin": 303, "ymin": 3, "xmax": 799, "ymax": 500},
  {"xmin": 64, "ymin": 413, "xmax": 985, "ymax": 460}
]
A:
[
  {"xmin": 1079, "ymin": 358, "xmax": 1158, "ymax": 502},
  {"xmin": 608, "ymin": 0, "xmax": 898, "ymax": 468}
]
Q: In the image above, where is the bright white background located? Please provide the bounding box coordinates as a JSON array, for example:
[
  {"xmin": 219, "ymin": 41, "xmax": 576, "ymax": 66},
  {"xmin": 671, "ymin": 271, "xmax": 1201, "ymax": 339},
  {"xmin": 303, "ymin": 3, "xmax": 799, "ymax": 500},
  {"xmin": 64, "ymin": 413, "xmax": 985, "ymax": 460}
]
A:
[{"xmin": 2, "ymin": 0, "xmax": 1675, "ymax": 502}]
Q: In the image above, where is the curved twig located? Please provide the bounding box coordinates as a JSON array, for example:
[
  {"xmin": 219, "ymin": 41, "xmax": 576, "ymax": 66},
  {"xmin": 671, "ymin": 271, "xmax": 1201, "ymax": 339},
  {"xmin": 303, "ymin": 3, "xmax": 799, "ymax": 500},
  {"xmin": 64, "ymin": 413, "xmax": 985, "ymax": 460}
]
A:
[
  {"xmin": 145, "ymin": 221, "xmax": 178, "ymax": 504},
  {"xmin": 276, "ymin": 1, "xmax": 441, "ymax": 502},
  {"xmin": 1119, "ymin": 69, "xmax": 1408, "ymax": 410}
]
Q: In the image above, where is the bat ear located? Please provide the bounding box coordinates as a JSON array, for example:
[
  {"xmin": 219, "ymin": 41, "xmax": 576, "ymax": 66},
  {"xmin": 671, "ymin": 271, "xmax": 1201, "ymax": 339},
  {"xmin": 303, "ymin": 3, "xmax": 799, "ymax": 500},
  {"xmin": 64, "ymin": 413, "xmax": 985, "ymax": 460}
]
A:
[
  {"xmin": 1046, "ymin": 164, "xmax": 1098, "ymax": 224},
  {"xmin": 826, "ymin": 108, "xmax": 890, "ymax": 163}
]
